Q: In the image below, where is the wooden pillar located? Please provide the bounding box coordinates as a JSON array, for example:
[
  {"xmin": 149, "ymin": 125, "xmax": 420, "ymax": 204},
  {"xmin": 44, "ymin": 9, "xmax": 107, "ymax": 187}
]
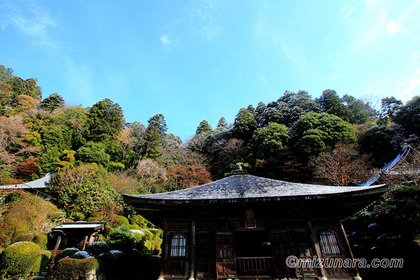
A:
[
  {"xmin": 81, "ymin": 235, "xmax": 89, "ymax": 251},
  {"xmin": 189, "ymin": 220, "xmax": 196, "ymax": 280},
  {"xmin": 340, "ymin": 220, "xmax": 361, "ymax": 280},
  {"xmin": 50, "ymin": 235, "xmax": 62, "ymax": 264},
  {"xmin": 158, "ymin": 221, "xmax": 169, "ymax": 280},
  {"xmin": 307, "ymin": 220, "xmax": 328, "ymax": 280}
]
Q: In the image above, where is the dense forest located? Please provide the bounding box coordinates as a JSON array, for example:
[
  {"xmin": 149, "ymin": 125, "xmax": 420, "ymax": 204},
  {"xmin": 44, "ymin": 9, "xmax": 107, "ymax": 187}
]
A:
[{"xmin": 1, "ymin": 63, "xmax": 420, "ymax": 279}]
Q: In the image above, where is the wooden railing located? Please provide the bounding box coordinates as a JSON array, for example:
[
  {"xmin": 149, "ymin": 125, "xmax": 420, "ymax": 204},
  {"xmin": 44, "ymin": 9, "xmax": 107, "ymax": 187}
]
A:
[{"xmin": 236, "ymin": 257, "xmax": 272, "ymax": 276}]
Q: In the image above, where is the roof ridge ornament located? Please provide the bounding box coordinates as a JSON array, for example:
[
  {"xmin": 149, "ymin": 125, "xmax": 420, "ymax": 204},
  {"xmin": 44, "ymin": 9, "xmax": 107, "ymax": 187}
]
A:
[{"xmin": 231, "ymin": 162, "xmax": 248, "ymax": 175}]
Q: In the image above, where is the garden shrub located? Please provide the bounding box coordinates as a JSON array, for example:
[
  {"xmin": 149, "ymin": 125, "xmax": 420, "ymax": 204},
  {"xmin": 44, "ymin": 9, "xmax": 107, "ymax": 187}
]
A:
[
  {"xmin": 72, "ymin": 250, "xmax": 93, "ymax": 259},
  {"xmin": 0, "ymin": 241, "xmax": 50, "ymax": 279},
  {"xmin": 33, "ymin": 233, "xmax": 48, "ymax": 249},
  {"xmin": 16, "ymin": 232, "xmax": 34, "ymax": 242},
  {"xmin": 45, "ymin": 257, "xmax": 99, "ymax": 280},
  {"xmin": 86, "ymin": 241, "xmax": 110, "ymax": 256},
  {"xmin": 55, "ymin": 247, "xmax": 79, "ymax": 261},
  {"xmin": 115, "ymin": 215, "xmax": 129, "ymax": 226}
]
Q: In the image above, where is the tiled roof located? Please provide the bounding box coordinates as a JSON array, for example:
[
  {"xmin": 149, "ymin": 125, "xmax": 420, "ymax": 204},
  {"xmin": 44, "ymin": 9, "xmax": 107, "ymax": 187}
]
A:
[
  {"xmin": 124, "ymin": 174, "xmax": 387, "ymax": 204},
  {"xmin": 0, "ymin": 174, "xmax": 51, "ymax": 190}
]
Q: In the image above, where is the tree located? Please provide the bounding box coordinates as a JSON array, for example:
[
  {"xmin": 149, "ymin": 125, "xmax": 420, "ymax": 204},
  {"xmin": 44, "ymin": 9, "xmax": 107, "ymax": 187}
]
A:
[
  {"xmin": 232, "ymin": 107, "xmax": 257, "ymax": 140},
  {"xmin": 143, "ymin": 114, "xmax": 168, "ymax": 159},
  {"xmin": 290, "ymin": 112, "xmax": 357, "ymax": 158},
  {"xmin": 277, "ymin": 90, "xmax": 320, "ymax": 126},
  {"xmin": 342, "ymin": 94, "xmax": 376, "ymax": 124},
  {"xmin": 196, "ymin": 120, "xmax": 212, "ymax": 134},
  {"xmin": 394, "ymin": 96, "xmax": 420, "ymax": 138},
  {"xmin": 359, "ymin": 125, "xmax": 397, "ymax": 163},
  {"xmin": 122, "ymin": 121, "xmax": 146, "ymax": 168},
  {"xmin": 87, "ymin": 98, "xmax": 124, "ymax": 142},
  {"xmin": 39, "ymin": 93, "xmax": 64, "ymax": 113},
  {"xmin": 379, "ymin": 96, "xmax": 403, "ymax": 125},
  {"xmin": 251, "ymin": 122, "xmax": 290, "ymax": 160},
  {"xmin": 136, "ymin": 158, "xmax": 167, "ymax": 193},
  {"xmin": 316, "ymin": 89, "xmax": 351, "ymax": 121},
  {"xmin": 310, "ymin": 144, "xmax": 372, "ymax": 186},
  {"xmin": 216, "ymin": 116, "xmax": 228, "ymax": 130},
  {"xmin": 76, "ymin": 142, "xmax": 110, "ymax": 167},
  {"xmin": 0, "ymin": 116, "xmax": 40, "ymax": 182},
  {"xmin": 47, "ymin": 163, "xmax": 121, "ymax": 220}
]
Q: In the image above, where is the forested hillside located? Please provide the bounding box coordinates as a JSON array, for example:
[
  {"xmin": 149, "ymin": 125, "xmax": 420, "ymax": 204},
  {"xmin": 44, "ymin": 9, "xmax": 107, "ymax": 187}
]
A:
[
  {"xmin": 2, "ymin": 63, "xmax": 420, "ymax": 190},
  {"xmin": 1, "ymin": 64, "xmax": 420, "ymax": 278}
]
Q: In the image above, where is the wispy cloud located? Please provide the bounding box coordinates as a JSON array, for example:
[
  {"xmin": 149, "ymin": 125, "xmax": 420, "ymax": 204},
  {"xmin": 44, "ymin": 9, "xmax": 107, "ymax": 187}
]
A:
[
  {"xmin": 159, "ymin": 34, "xmax": 180, "ymax": 51},
  {"xmin": 1, "ymin": 1, "xmax": 59, "ymax": 51},
  {"xmin": 341, "ymin": 0, "xmax": 420, "ymax": 52},
  {"xmin": 63, "ymin": 57, "xmax": 95, "ymax": 105}
]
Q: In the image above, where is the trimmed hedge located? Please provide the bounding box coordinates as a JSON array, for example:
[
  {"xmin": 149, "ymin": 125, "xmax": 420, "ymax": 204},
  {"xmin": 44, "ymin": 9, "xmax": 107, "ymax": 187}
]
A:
[
  {"xmin": 45, "ymin": 257, "xmax": 99, "ymax": 280},
  {"xmin": 33, "ymin": 233, "xmax": 48, "ymax": 249},
  {"xmin": 0, "ymin": 241, "xmax": 51, "ymax": 279}
]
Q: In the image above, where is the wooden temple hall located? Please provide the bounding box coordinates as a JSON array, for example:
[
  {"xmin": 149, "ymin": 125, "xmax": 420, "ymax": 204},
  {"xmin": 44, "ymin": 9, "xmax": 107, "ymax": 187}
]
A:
[{"xmin": 123, "ymin": 172, "xmax": 387, "ymax": 280}]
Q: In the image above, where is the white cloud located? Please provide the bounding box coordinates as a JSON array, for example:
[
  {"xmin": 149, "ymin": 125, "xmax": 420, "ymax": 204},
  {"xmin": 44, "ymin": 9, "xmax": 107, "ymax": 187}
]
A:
[
  {"xmin": 386, "ymin": 20, "xmax": 400, "ymax": 34},
  {"xmin": 1, "ymin": 1, "xmax": 59, "ymax": 51}
]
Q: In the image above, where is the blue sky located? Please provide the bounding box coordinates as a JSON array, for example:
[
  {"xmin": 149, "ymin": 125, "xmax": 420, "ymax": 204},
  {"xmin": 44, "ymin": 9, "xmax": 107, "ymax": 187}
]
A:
[{"xmin": 1, "ymin": 0, "xmax": 419, "ymax": 140}]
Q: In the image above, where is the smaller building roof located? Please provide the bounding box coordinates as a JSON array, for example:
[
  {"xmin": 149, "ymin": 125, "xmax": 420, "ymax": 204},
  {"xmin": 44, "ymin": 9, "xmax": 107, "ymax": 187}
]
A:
[
  {"xmin": 53, "ymin": 222, "xmax": 107, "ymax": 231},
  {"xmin": 0, "ymin": 174, "xmax": 51, "ymax": 190}
]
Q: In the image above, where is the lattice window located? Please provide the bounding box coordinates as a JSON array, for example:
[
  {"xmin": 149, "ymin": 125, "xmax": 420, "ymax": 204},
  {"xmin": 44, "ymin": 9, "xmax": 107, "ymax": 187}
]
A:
[
  {"xmin": 319, "ymin": 230, "xmax": 341, "ymax": 255},
  {"xmin": 170, "ymin": 233, "xmax": 187, "ymax": 257}
]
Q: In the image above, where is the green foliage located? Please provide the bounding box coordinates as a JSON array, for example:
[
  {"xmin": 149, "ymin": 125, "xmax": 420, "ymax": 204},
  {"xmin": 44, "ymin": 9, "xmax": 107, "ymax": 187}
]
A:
[
  {"xmin": 144, "ymin": 113, "xmax": 168, "ymax": 159},
  {"xmin": 359, "ymin": 125, "xmax": 397, "ymax": 163},
  {"xmin": 342, "ymin": 94, "xmax": 376, "ymax": 124},
  {"xmin": 45, "ymin": 257, "xmax": 99, "ymax": 280},
  {"xmin": 40, "ymin": 93, "xmax": 64, "ymax": 113},
  {"xmin": 0, "ymin": 241, "xmax": 51, "ymax": 279},
  {"xmin": 233, "ymin": 107, "xmax": 257, "ymax": 140},
  {"xmin": 316, "ymin": 89, "xmax": 351, "ymax": 122},
  {"xmin": 379, "ymin": 96, "xmax": 403, "ymax": 124},
  {"xmin": 56, "ymin": 247, "xmax": 80, "ymax": 261},
  {"xmin": 290, "ymin": 112, "xmax": 357, "ymax": 157},
  {"xmin": 33, "ymin": 233, "xmax": 48, "ymax": 249},
  {"xmin": 46, "ymin": 163, "xmax": 121, "ymax": 220},
  {"xmin": 196, "ymin": 120, "xmax": 213, "ymax": 134},
  {"xmin": 251, "ymin": 122, "xmax": 290, "ymax": 160},
  {"xmin": 394, "ymin": 96, "xmax": 420, "ymax": 138},
  {"xmin": 346, "ymin": 182, "xmax": 420, "ymax": 278},
  {"xmin": 77, "ymin": 141, "xmax": 110, "ymax": 167},
  {"xmin": 216, "ymin": 116, "xmax": 228, "ymax": 130},
  {"xmin": 0, "ymin": 190, "xmax": 61, "ymax": 248},
  {"xmin": 87, "ymin": 98, "xmax": 124, "ymax": 142},
  {"xmin": 86, "ymin": 241, "xmax": 110, "ymax": 256}
]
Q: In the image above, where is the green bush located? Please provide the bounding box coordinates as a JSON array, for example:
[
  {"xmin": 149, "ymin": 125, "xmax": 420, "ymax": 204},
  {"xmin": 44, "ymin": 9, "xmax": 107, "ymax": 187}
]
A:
[
  {"xmin": 45, "ymin": 257, "xmax": 99, "ymax": 280},
  {"xmin": 115, "ymin": 215, "xmax": 129, "ymax": 227},
  {"xmin": 15, "ymin": 232, "xmax": 34, "ymax": 242},
  {"xmin": 56, "ymin": 247, "xmax": 79, "ymax": 261},
  {"xmin": 86, "ymin": 241, "xmax": 110, "ymax": 256},
  {"xmin": 33, "ymin": 233, "xmax": 48, "ymax": 249},
  {"xmin": 0, "ymin": 241, "xmax": 51, "ymax": 279}
]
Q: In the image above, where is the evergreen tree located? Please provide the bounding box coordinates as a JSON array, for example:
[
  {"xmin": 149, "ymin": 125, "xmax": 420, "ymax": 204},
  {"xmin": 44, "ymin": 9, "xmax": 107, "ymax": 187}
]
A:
[
  {"xmin": 216, "ymin": 116, "xmax": 228, "ymax": 130},
  {"xmin": 196, "ymin": 120, "xmax": 212, "ymax": 134},
  {"xmin": 232, "ymin": 107, "xmax": 257, "ymax": 140},
  {"xmin": 87, "ymin": 98, "xmax": 124, "ymax": 142},
  {"xmin": 144, "ymin": 114, "xmax": 168, "ymax": 159},
  {"xmin": 40, "ymin": 93, "xmax": 64, "ymax": 113}
]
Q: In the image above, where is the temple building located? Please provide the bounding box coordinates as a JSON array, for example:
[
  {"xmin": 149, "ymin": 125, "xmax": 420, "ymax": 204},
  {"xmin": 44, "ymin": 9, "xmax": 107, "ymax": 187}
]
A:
[{"xmin": 123, "ymin": 171, "xmax": 387, "ymax": 280}]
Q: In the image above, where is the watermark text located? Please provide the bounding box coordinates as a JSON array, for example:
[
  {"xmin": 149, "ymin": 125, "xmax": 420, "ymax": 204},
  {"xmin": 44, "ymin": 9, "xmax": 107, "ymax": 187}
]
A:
[{"xmin": 285, "ymin": 255, "xmax": 404, "ymax": 269}]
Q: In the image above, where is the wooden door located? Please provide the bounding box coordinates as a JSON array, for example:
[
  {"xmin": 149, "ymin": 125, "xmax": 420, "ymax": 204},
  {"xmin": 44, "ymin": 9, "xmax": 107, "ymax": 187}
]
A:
[
  {"xmin": 196, "ymin": 231, "xmax": 216, "ymax": 279},
  {"xmin": 215, "ymin": 232, "xmax": 236, "ymax": 279}
]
